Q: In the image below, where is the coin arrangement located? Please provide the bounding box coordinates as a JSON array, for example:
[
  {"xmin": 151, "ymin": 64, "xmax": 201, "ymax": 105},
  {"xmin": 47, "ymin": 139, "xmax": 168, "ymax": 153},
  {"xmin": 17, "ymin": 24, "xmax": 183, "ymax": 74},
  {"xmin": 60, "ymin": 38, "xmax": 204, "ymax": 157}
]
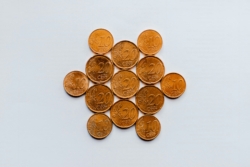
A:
[{"xmin": 63, "ymin": 28, "xmax": 186, "ymax": 141}]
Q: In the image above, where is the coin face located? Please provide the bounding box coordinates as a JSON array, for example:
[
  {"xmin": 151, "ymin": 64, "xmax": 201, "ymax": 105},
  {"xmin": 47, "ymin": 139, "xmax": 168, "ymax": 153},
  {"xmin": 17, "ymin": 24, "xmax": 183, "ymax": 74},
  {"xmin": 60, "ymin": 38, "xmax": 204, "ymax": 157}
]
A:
[
  {"xmin": 135, "ymin": 115, "xmax": 161, "ymax": 141},
  {"xmin": 63, "ymin": 71, "xmax": 89, "ymax": 97},
  {"xmin": 161, "ymin": 73, "xmax": 186, "ymax": 98},
  {"xmin": 136, "ymin": 56, "xmax": 165, "ymax": 84},
  {"xmin": 87, "ymin": 113, "xmax": 113, "ymax": 139},
  {"xmin": 110, "ymin": 100, "xmax": 138, "ymax": 128},
  {"xmin": 137, "ymin": 29, "xmax": 163, "ymax": 55},
  {"xmin": 111, "ymin": 71, "xmax": 140, "ymax": 99},
  {"xmin": 111, "ymin": 40, "xmax": 140, "ymax": 70},
  {"xmin": 85, "ymin": 85, "xmax": 114, "ymax": 113},
  {"xmin": 136, "ymin": 86, "xmax": 164, "ymax": 114},
  {"xmin": 86, "ymin": 55, "xmax": 114, "ymax": 84},
  {"xmin": 88, "ymin": 28, "xmax": 114, "ymax": 54}
]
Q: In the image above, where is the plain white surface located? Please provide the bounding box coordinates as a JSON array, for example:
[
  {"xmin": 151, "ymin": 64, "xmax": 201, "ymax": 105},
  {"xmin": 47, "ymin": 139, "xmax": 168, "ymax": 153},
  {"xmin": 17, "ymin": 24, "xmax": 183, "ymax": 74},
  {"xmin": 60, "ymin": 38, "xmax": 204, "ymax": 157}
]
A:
[{"xmin": 1, "ymin": 0, "xmax": 250, "ymax": 166}]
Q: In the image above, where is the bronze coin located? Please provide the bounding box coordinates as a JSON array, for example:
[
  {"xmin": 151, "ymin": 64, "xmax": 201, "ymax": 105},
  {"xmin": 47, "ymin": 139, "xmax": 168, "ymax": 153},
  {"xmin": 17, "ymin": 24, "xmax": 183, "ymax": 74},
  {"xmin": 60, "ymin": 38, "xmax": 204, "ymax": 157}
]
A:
[
  {"xmin": 137, "ymin": 29, "xmax": 163, "ymax": 56},
  {"xmin": 87, "ymin": 113, "xmax": 113, "ymax": 139},
  {"xmin": 111, "ymin": 40, "xmax": 140, "ymax": 70},
  {"xmin": 136, "ymin": 56, "xmax": 165, "ymax": 84},
  {"xmin": 85, "ymin": 84, "xmax": 114, "ymax": 113},
  {"xmin": 111, "ymin": 70, "xmax": 140, "ymax": 99},
  {"xmin": 110, "ymin": 100, "xmax": 139, "ymax": 128},
  {"xmin": 85, "ymin": 55, "xmax": 114, "ymax": 84},
  {"xmin": 135, "ymin": 115, "xmax": 161, "ymax": 141},
  {"xmin": 63, "ymin": 71, "xmax": 89, "ymax": 97},
  {"xmin": 161, "ymin": 72, "xmax": 186, "ymax": 98},
  {"xmin": 136, "ymin": 86, "xmax": 164, "ymax": 114},
  {"xmin": 88, "ymin": 28, "xmax": 114, "ymax": 54}
]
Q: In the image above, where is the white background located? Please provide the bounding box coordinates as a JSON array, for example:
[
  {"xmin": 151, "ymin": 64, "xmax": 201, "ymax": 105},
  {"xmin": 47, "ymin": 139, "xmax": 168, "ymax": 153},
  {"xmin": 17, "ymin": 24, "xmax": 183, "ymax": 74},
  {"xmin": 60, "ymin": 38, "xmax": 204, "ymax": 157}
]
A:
[{"xmin": 1, "ymin": 0, "xmax": 250, "ymax": 166}]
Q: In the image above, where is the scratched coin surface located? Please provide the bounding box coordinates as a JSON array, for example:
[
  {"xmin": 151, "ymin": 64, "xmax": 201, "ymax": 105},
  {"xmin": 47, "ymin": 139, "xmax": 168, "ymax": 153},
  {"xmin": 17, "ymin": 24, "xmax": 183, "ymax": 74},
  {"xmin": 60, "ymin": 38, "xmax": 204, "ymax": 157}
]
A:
[
  {"xmin": 111, "ymin": 70, "xmax": 140, "ymax": 99},
  {"xmin": 111, "ymin": 40, "xmax": 140, "ymax": 70},
  {"xmin": 87, "ymin": 113, "xmax": 113, "ymax": 139},
  {"xmin": 137, "ymin": 29, "xmax": 163, "ymax": 55},
  {"xmin": 85, "ymin": 84, "xmax": 114, "ymax": 113},
  {"xmin": 136, "ymin": 56, "xmax": 165, "ymax": 84},
  {"xmin": 135, "ymin": 115, "xmax": 161, "ymax": 141},
  {"xmin": 110, "ymin": 100, "xmax": 139, "ymax": 128},
  {"xmin": 86, "ymin": 55, "xmax": 114, "ymax": 84},
  {"xmin": 88, "ymin": 28, "xmax": 114, "ymax": 54},
  {"xmin": 161, "ymin": 73, "xmax": 186, "ymax": 98},
  {"xmin": 63, "ymin": 71, "xmax": 89, "ymax": 97},
  {"xmin": 136, "ymin": 86, "xmax": 164, "ymax": 114}
]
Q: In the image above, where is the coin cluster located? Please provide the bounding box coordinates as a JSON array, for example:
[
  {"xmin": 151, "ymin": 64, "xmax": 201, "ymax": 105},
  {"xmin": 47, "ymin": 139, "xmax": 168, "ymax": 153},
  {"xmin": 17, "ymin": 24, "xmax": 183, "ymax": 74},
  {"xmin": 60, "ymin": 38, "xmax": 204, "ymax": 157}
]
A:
[{"xmin": 63, "ymin": 28, "xmax": 186, "ymax": 141}]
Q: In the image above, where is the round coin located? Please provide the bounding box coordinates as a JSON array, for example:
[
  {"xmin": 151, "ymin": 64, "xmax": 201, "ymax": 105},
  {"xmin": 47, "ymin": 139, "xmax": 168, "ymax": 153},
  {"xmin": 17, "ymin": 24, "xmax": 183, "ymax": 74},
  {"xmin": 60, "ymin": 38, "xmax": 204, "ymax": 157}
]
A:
[
  {"xmin": 110, "ymin": 100, "xmax": 139, "ymax": 128},
  {"xmin": 85, "ymin": 55, "xmax": 114, "ymax": 84},
  {"xmin": 136, "ymin": 56, "xmax": 165, "ymax": 84},
  {"xmin": 85, "ymin": 84, "xmax": 114, "ymax": 113},
  {"xmin": 111, "ymin": 40, "xmax": 140, "ymax": 70},
  {"xmin": 63, "ymin": 71, "xmax": 89, "ymax": 97},
  {"xmin": 137, "ymin": 29, "xmax": 163, "ymax": 55},
  {"xmin": 111, "ymin": 70, "xmax": 140, "ymax": 99},
  {"xmin": 135, "ymin": 115, "xmax": 161, "ymax": 141},
  {"xmin": 136, "ymin": 86, "xmax": 164, "ymax": 114},
  {"xmin": 88, "ymin": 28, "xmax": 114, "ymax": 54},
  {"xmin": 87, "ymin": 113, "xmax": 113, "ymax": 139},
  {"xmin": 161, "ymin": 72, "xmax": 186, "ymax": 98}
]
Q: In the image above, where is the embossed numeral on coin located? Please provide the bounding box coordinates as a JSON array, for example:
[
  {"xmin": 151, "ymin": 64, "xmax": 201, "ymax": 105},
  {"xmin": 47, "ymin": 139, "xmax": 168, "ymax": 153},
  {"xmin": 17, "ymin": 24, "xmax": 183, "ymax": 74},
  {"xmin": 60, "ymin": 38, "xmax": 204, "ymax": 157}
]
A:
[
  {"xmin": 148, "ymin": 94, "xmax": 161, "ymax": 106},
  {"xmin": 98, "ymin": 36, "xmax": 111, "ymax": 47}
]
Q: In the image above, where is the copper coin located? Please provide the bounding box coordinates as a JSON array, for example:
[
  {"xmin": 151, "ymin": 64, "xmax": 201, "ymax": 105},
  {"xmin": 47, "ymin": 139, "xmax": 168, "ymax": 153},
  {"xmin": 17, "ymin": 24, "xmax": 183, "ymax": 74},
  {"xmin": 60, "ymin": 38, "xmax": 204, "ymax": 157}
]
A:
[
  {"xmin": 110, "ymin": 100, "xmax": 139, "ymax": 128},
  {"xmin": 136, "ymin": 56, "xmax": 165, "ymax": 84},
  {"xmin": 85, "ymin": 55, "xmax": 114, "ymax": 84},
  {"xmin": 135, "ymin": 115, "xmax": 161, "ymax": 141},
  {"xmin": 137, "ymin": 29, "xmax": 163, "ymax": 55},
  {"xmin": 88, "ymin": 28, "xmax": 114, "ymax": 54},
  {"xmin": 111, "ymin": 40, "xmax": 140, "ymax": 70},
  {"xmin": 63, "ymin": 71, "xmax": 89, "ymax": 97},
  {"xmin": 136, "ymin": 86, "xmax": 164, "ymax": 114},
  {"xmin": 85, "ymin": 84, "xmax": 114, "ymax": 113},
  {"xmin": 161, "ymin": 72, "xmax": 186, "ymax": 98},
  {"xmin": 111, "ymin": 70, "xmax": 140, "ymax": 99},
  {"xmin": 87, "ymin": 113, "xmax": 113, "ymax": 139}
]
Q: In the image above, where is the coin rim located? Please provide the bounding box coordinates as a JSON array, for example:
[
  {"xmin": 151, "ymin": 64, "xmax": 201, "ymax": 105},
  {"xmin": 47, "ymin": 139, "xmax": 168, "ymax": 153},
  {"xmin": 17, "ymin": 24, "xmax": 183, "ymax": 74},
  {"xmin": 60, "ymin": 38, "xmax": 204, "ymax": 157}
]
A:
[
  {"xmin": 63, "ymin": 70, "xmax": 89, "ymax": 97},
  {"xmin": 88, "ymin": 28, "xmax": 114, "ymax": 54},
  {"xmin": 87, "ymin": 113, "xmax": 113, "ymax": 139},
  {"xmin": 160, "ymin": 72, "xmax": 186, "ymax": 99},
  {"xmin": 137, "ymin": 29, "xmax": 163, "ymax": 56}
]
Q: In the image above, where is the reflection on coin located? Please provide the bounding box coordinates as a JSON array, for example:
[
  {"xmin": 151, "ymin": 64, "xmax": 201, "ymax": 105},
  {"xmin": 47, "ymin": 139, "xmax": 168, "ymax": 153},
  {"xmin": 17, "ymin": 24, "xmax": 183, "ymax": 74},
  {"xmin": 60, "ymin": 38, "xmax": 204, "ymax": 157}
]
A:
[
  {"xmin": 137, "ymin": 29, "xmax": 163, "ymax": 56},
  {"xmin": 85, "ymin": 85, "xmax": 114, "ymax": 113},
  {"xmin": 111, "ymin": 70, "xmax": 140, "ymax": 99},
  {"xmin": 136, "ymin": 86, "xmax": 164, "ymax": 114},
  {"xmin": 110, "ymin": 100, "xmax": 138, "ymax": 128},
  {"xmin": 136, "ymin": 56, "xmax": 165, "ymax": 84},
  {"xmin": 111, "ymin": 40, "xmax": 140, "ymax": 70},
  {"xmin": 135, "ymin": 115, "xmax": 161, "ymax": 141},
  {"xmin": 88, "ymin": 28, "xmax": 114, "ymax": 54},
  {"xmin": 161, "ymin": 73, "xmax": 186, "ymax": 98},
  {"xmin": 63, "ymin": 71, "xmax": 89, "ymax": 97},
  {"xmin": 86, "ymin": 55, "xmax": 114, "ymax": 84},
  {"xmin": 87, "ymin": 113, "xmax": 113, "ymax": 139}
]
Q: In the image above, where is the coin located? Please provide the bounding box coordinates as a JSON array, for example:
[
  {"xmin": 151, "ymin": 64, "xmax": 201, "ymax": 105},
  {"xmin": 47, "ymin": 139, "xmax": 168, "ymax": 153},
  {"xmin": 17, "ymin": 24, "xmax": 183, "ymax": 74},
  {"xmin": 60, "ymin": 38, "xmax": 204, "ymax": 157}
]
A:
[
  {"xmin": 111, "ymin": 70, "xmax": 140, "ymax": 99},
  {"xmin": 111, "ymin": 40, "xmax": 140, "ymax": 70},
  {"xmin": 85, "ymin": 55, "xmax": 114, "ymax": 84},
  {"xmin": 63, "ymin": 71, "xmax": 89, "ymax": 97},
  {"xmin": 88, "ymin": 28, "xmax": 114, "ymax": 54},
  {"xmin": 135, "ymin": 115, "xmax": 161, "ymax": 141},
  {"xmin": 110, "ymin": 100, "xmax": 138, "ymax": 128},
  {"xmin": 161, "ymin": 72, "xmax": 186, "ymax": 98},
  {"xmin": 85, "ymin": 84, "xmax": 114, "ymax": 113},
  {"xmin": 136, "ymin": 86, "xmax": 164, "ymax": 114},
  {"xmin": 137, "ymin": 29, "xmax": 163, "ymax": 55},
  {"xmin": 87, "ymin": 113, "xmax": 113, "ymax": 139},
  {"xmin": 136, "ymin": 56, "xmax": 165, "ymax": 84}
]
